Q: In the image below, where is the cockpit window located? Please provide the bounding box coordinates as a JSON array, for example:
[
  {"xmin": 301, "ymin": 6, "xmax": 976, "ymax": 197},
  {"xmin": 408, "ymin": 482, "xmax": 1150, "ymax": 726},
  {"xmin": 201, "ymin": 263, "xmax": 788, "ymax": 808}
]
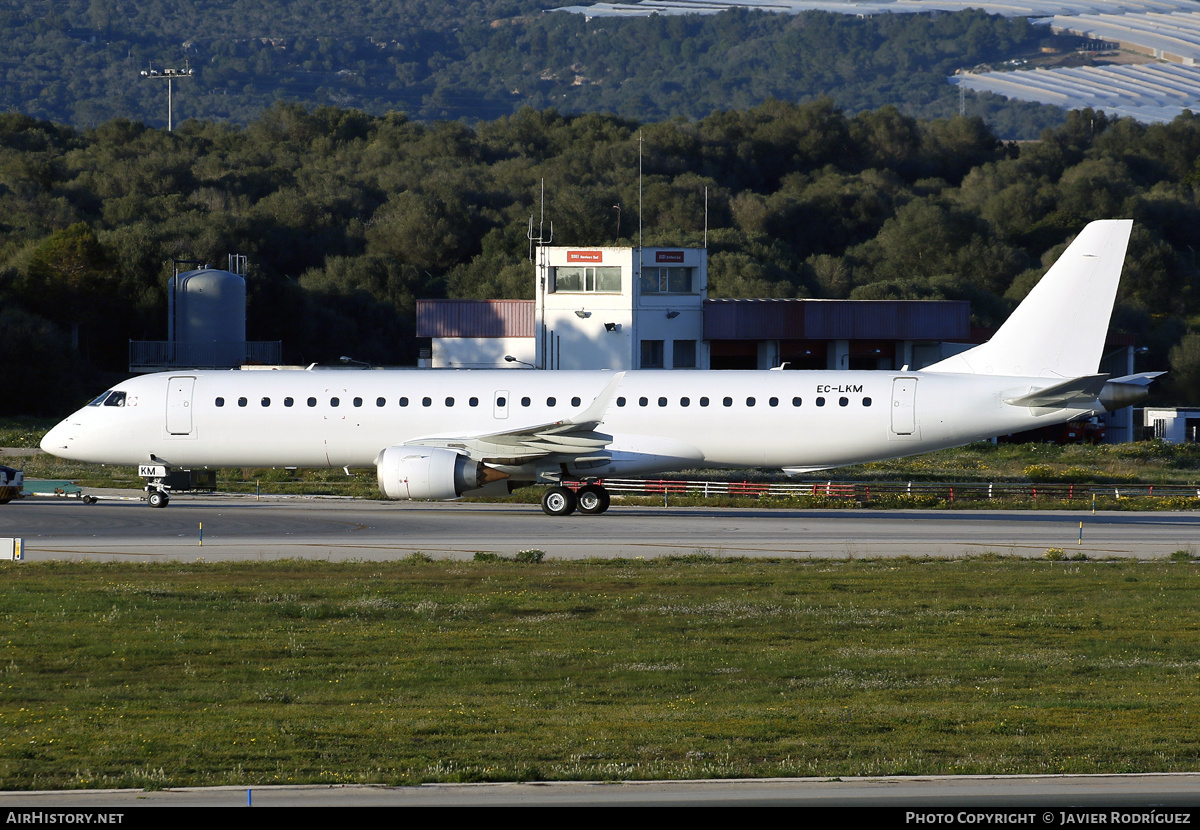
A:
[
  {"xmin": 103, "ymin": 391, "xmax": 126, "ymax": 407},
  {"xmin": 88, "ymin": 391, "xmax": 121, "ymax": 407}
]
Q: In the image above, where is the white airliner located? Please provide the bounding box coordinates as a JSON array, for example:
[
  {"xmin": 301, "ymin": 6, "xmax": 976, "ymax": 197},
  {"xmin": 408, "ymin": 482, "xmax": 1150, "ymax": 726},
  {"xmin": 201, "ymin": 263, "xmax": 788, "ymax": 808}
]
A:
[{"xmin": 41, "ymin": 220, "xmax": 1155, "ymax": 515}]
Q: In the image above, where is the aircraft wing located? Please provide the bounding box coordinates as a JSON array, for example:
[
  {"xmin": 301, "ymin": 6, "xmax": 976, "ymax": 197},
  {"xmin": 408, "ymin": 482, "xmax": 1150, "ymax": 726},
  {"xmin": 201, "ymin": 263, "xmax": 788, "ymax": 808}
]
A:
[{"xmin": 402, "ymin": 372, "xmax": 624, "ymax": 465}]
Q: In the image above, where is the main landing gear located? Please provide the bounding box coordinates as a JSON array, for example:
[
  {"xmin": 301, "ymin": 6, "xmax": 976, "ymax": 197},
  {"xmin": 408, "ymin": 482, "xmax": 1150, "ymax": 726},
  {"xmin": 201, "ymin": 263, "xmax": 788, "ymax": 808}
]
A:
[{"xmin": 541, "ymin": 483, "xmax": 611, "ymax": 516}]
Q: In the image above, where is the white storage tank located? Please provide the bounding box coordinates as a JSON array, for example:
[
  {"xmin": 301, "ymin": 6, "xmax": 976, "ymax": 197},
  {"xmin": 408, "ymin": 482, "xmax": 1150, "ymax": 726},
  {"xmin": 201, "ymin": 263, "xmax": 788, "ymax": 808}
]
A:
[{"xmin": 171, "ymin": 268, "xmax": 246, "ymax": 367}]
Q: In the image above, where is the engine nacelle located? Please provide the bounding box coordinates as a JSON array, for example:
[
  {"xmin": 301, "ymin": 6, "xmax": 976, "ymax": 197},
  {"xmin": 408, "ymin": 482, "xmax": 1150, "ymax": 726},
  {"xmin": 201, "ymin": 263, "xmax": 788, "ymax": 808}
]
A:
[{"xmin": 375, "ymin": 446, "xmax": 506, "ymax": 500}]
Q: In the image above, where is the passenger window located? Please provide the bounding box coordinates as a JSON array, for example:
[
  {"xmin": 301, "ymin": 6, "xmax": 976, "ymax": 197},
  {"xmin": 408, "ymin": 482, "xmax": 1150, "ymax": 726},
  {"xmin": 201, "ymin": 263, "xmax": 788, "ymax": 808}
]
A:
[
  {"xmin": 215, "ymin": 397, "xmax": 225, "ymax": 407},
  {"xmin": 285, "ymin": 397, "xmax": 294, "ymax": 407},
  {"xmin": 616, "ymin": 397, "xmax": 626, "ymax": 407},
  {"xmin": 261, "ymin": 397, "xmax": 270, "ymax": 407},
  {"xmin": 839, "ymin": 397, "xmax": 849, "ymax": 407},
  {"xmin": 422, "ymin": 397, "xmax": 432, "ymax": 407},
  {"xmin": 238, "ymin": 397, "xmax": 248, "ymax": 407},
  {"xmin": 639, "ymin": 397, "xmax": 648, "ymax": 407},
  {"xmin": 723, "ymin": 397, "xmax": 732, "ymax": 407},
  {"xmin": 746, "ymin": 397, "xmax": 756, "ymax": 407},
  {"xmin": 307, "ymin": 397, "xmax": 317, "ymax": 407},
  {"xmin": 769, "ymin": 397, "xmax": 778, "ymax": 407},
  {"xmin": 521, "ymin": 397, "xmax": 531, "ymax": 407},
  {"xmin": 399, "ymin": 397, "xmax": 409, "ymax": 407},
  {"xmin": 330, "ymin": 397, "xmax": 340, "ymax": 407},
  {"xmin": 469, "ymin": 397, "xmax": 479, "ymax": 407},
  {"xmin": 863, "ymin": 397, "xmax": 872, "ymax": 407},
  {"xmin": 816, "ymin": 397, "xmax": 826, "ymax": 407},
  {"xmin": 376, "ymin": 397, "xmax": 385, "ymax": 407},
  {"xmin": 680, "ymin": 397, "xmax": 690, "ymax": 407},
  {"xmin": 547, "ymin": 397, "xmax": 556, "ymax": 406},
  {"xmin": 445, "ymin": 397, "xmax": 454, "ymax": 407},
  {"xmin": 700, "ymin": 397, "xmax": 709, "ymax": 407},
  {"xmin": 658, "ymin": 397, "xmax": 667, "ymax": 407},
  {"xmin": 495, "ymin": 397, "xmax": 505, "ymax": 407},
  {"xmin": 571, "ymin": 396, "xmax": 581, "ymax": 407},
  {"xmin": 353, "ymin": 397, "xmax": 363, "ymax": 407},
  {"xmin": 792, "ymin": 397, "xmax": 802, "ymax": 407}
]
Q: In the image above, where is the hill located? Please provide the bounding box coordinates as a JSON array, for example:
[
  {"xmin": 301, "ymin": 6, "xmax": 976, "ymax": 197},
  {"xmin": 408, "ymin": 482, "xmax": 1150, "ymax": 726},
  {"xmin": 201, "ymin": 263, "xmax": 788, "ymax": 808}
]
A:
[{"xmin": 1, "ymin": 2, "xmax": 1066, "ymax": 137}]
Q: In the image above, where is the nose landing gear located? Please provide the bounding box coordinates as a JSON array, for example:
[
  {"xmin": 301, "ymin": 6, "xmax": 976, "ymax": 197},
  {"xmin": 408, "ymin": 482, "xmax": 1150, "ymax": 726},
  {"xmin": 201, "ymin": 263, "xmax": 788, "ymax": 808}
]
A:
[{"xmin": 139, "ymin": 463, "xmax": 171, "ymax": 508}]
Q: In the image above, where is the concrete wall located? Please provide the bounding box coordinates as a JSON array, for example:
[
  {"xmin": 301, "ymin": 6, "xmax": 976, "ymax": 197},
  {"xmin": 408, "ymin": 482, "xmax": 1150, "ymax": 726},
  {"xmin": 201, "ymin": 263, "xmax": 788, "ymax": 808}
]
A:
[{"xmin": 432, "ymin": 337, "xmax": 535, "ymax": 369}]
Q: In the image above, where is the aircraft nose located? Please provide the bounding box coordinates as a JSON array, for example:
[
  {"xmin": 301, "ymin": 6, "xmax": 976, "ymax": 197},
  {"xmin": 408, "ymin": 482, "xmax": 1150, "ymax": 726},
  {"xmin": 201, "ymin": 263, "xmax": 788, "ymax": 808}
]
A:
[{"xmin": 40, "ymin": 421, "xmax": 72, "ymax": 454}]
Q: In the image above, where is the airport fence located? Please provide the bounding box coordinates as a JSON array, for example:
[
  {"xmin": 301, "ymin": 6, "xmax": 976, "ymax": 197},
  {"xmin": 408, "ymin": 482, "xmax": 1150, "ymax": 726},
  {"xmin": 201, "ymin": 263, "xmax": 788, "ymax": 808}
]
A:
[{"xmin": 590, "ymin": 478, "xmax": 1200, "ymax": 503}]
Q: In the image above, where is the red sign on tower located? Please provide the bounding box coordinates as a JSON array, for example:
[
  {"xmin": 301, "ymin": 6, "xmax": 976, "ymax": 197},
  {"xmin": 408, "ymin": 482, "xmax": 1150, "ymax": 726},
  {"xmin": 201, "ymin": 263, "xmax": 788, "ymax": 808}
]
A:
[{"xmin": 567, "ymin": 251, "xmax": 603, "ymax": 263}]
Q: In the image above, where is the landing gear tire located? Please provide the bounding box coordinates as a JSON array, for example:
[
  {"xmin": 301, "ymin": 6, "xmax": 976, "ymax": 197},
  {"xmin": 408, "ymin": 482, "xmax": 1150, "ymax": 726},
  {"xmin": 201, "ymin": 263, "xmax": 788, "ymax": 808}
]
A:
[
  {"xmin": 148, "ymin": 490, "xmax": 169, "ymax": 509},
  {"xmin": 576, "ymin": 484, "xmax": 611, "ymax": 515},
  {"xmin": 541, "ymin": 485, "xmax": 577, "ymax": 517}
]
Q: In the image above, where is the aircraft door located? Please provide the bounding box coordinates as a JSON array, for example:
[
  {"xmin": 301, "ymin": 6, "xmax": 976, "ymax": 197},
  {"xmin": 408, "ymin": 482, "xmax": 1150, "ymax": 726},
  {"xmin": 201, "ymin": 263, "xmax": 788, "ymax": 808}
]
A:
[
  {"xmin": 890, "ymin": 377, "xmax": 917, "ymax": 436},
  {"xmin": 166, "ymin": 376, "xmax": 196, "ymax": 435},
  {"xmin": 493, "ymin": 390, "xmax": 509, "ymax": 420}
]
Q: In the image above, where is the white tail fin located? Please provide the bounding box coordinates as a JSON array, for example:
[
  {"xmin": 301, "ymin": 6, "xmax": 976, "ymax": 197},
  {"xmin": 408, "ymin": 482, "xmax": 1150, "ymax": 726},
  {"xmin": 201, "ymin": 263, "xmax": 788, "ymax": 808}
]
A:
[{"xmin": 923, "ymin": 219, "xmax": 1133, "ymax": 379}]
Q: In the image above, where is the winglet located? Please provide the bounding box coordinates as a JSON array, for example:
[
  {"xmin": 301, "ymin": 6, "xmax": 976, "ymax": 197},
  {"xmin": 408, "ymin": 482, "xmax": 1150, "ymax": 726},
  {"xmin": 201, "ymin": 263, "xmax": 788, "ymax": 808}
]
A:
[
  {"xmin": 547, "ymin": 371, "xmax": 625, "ymax": 432},
  {"xmin": 923, "ymin": 220, "xmax": 1133, "ymax": 379}
]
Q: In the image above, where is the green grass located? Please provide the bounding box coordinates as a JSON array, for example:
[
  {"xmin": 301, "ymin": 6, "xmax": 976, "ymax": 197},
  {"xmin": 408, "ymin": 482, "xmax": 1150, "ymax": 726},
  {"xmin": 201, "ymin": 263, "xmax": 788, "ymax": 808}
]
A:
[
  {"xmin": 0, "ymin": 418, "xmax": 57, "ymax": 449},
  {"xmin": 2, "ymin": 557, "xmax": 1199, "ymax": 789},
  {"xmin": 843, "ymin": 441, "xmax": 1200, "ymax": 484}
]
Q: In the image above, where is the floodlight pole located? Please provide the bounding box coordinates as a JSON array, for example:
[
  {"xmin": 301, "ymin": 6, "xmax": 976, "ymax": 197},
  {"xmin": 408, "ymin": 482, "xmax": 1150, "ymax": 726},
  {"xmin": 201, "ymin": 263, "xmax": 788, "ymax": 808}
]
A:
[{"xmin": 140, "ymin": 60, "xmax": 195, "ymax": 132}]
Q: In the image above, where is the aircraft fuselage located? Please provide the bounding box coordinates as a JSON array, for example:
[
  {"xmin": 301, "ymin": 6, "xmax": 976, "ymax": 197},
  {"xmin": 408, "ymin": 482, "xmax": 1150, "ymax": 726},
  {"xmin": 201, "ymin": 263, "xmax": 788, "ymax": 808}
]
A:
[{"xmin": 41, "ymin": 367, "xmax": 1093, "ymax": 477}]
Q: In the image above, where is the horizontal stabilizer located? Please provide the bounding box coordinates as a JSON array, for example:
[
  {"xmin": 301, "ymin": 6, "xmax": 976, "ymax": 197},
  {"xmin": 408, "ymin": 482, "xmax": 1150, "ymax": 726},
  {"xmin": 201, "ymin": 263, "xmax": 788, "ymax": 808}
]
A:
[
  {"xmin": 1108, "ymin": 372, "xmax": 1165, "ymax": 386},
  {"xmin": 1003, "ymin": 374, "xmax": 1108, "ymax": 408}
]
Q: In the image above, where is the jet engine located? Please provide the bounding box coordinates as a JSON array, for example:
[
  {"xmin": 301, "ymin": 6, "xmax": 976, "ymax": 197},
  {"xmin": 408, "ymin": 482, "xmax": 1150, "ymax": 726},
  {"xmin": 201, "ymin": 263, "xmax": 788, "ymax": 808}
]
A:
[
  {"xmin": 1099, "ymin": 373, "xmax": 1163, "ymax": 412},
  {"xmin": 375, "ymin": 446, "xmax": 508, "ymax": 500}
]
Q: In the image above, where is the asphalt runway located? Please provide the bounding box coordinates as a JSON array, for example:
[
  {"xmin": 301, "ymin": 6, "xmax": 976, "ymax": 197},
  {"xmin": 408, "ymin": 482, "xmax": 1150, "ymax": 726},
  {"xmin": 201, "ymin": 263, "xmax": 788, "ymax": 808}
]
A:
[
  {"xmin": 2, "ymin": 774, "xmax": 1200, "ymax": 807},
  {"xmin": 6, "ymin": 491, "xmax": 1200, "ymax": 560}
]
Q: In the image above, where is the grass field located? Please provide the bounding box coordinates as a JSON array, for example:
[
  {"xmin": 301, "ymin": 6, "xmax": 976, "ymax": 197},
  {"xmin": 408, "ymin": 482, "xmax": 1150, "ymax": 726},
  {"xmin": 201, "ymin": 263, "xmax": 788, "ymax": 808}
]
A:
[{"xmin": 3, "ymin": 557, "xmax": 1199, "ymax": 790}]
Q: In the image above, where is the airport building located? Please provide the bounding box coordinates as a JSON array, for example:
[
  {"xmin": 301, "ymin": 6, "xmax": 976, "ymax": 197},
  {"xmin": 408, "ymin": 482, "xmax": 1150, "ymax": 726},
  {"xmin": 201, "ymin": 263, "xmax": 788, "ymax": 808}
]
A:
[
  {"xmin": 417, "ymin": 245, "xmax": 973, "ymax": 373},
  {"xmin": 420, "ymin": 246, "xmax": 706, "ymax": 371},
  {"xmin": 1144, "ymin": 407, "xmax": 1200, "ymax": 442}
]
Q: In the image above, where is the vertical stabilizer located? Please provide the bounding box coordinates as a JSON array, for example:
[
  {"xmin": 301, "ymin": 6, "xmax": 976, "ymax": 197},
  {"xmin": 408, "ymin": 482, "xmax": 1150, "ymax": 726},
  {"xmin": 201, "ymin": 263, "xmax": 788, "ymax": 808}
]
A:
[{"xmin": 923, "ymin": 220, "xmax": 1133, "ymax": 379}]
